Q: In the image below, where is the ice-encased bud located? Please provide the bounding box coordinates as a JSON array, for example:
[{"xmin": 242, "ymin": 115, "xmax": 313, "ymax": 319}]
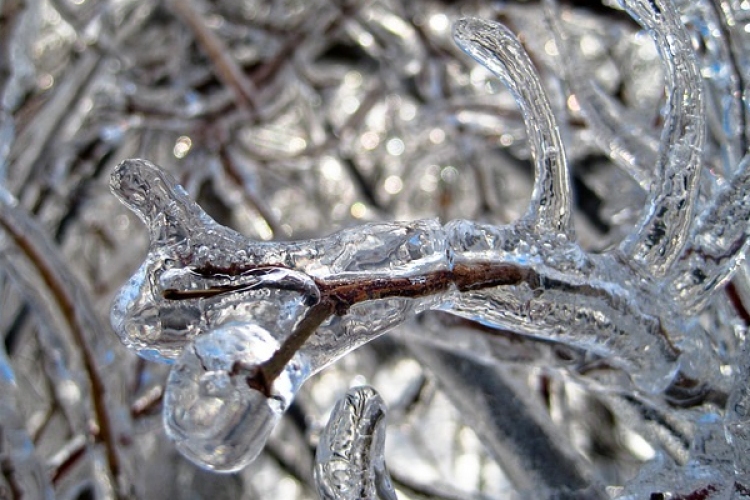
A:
[
  {"xmin": 315, "ymin": 386, "xmax": 396, "ymax": 500},
  {"xmin": 164, "ymin": 322, "xmax": 309, "ymax": 472}
]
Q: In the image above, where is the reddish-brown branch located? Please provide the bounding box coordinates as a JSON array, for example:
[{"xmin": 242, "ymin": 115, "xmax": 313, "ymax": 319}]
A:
[
  {"xmin": 168, "ymin": 259, "xmax": 527, "ymax": 393},
  {"xmin": 0, "ymin": 204, "xmax": 122, "ymax": 495}
]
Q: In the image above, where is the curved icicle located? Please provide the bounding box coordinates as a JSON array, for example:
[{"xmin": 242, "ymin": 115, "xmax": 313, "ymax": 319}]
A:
[
  {"xmin": 617, "ymin": 0, "xmax": 705, "ymax": 278},
  {"xmin": 315, "ymin": 386, "xmax": 397, "ymax": 500},
  {"xmin": 544, "ymin": 0, "xmax": 659, "ymax": 190},
  {"xmin": 669, "ymin": 151, "xmax": 750, "ymax": 314},
  {"xmin": 453, "ymin": 18, "xmax": 574, "ymax": 237}
]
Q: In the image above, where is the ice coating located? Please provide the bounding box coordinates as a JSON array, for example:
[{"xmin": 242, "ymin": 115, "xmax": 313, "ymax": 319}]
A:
[
  {"xmin": 454, "ymin": 18, "xmax": 573, "ymax": 236},
  {"xmin": 314, "ymin": 386, "xmax": 396, "ymax": 500},
  {"xmin": 110, "ymin": 160, "xmax": 323, "ymax": 361},
  {"xmin": 106, "ymin": 8, "xmax": 741, "ymax": 474},
  {"xmin": 110, "ymin": 159, "xmax": 683, "ymax": 390},
  {"xmin": 618, "ymin": 0, "xmax": 705, "ymax": 278},
  {"xmin": 164, "ymin": 322, "xmax": 309, "ymax": 472}
]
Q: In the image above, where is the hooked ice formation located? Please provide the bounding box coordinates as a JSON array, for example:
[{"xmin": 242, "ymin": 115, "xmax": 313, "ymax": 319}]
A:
[{"xmin": 109, "ymin": 0, "xmax": 747, "ymax": 477}]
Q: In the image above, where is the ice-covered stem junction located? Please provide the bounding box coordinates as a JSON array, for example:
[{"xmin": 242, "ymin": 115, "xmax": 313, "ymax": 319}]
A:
[
  {"xmin": 108, "ymin": 0, "xmax": 746, "ymax": 474},
  {"xmin": 110, "ymin": 159, "xmax": 682, "ymax": 388}
]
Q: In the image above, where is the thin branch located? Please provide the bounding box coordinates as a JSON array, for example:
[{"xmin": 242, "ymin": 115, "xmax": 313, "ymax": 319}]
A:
[
  {"xmin": 256, "ymin": 300, "xmax": 335, "ymax": 395},
  {"xmin": 166, "ymin": 0, "xmax": 260, "ymax": 113},
  {"xmin": 49, "ymin": 435, "xmax": 87, "ymax": 484},
  {"xmin": 0, "ymin": 0, "xmax": 25, "ymax": 106},
  {"xmin": 0, "ymin": 194, "xmax": 123, "ymax": 495},
  {"xmin": 130, "ymin": 385, "xmax": 163, "ymax": 419}
]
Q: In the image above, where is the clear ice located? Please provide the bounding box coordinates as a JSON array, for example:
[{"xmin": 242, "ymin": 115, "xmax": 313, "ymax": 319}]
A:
[
  {"xmin": 314, "ymin": 386, "xmax": 396, "ymax": 500},
  {"xmin": 165, "ymin": 322, "xmax": 308, "ymax": 472},
  {"xmin": 106, "ymin": 0, "xmax": 750, "ymax": 493}
]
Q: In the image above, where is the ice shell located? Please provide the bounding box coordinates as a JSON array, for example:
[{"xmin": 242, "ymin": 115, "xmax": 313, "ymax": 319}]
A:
[
  {"xmin": 315, "ymin": 386, "xmax": 396, "ymax": 500},
  {"xmin": 164, "ymin": 322, "xmax": 309, "ymax": 472}
]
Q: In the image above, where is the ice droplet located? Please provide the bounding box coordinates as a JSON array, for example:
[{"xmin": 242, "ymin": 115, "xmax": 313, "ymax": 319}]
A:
[{"xmin": 164, "ymin": 323, "xmax": 309, "ymax": 472}]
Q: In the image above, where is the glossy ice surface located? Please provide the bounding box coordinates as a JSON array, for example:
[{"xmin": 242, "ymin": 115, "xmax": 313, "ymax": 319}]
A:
[
  {"xmin": 3, "ymin": 0, "xmax": 750, "ymax": 497},
  {"xmin": 106, "ymin": 1, "xmax": 750, "ymax": 495}
]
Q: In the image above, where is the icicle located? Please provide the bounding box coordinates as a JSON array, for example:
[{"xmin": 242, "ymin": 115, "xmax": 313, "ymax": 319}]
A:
[
  {"xmin": 618, "ymin": 0, "xmax": 706, "ymax": 278},
  {"xmin": 454, "ymin": 19, "xmax": 574, "ymax": 237},
  {"xmin": 315, "ymin": 386, "xmax": 396, "ymax": 500}
]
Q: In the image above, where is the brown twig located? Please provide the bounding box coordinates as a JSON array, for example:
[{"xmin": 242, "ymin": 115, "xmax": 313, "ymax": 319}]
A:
[
  {"xmin": 130, "ymin": 386, "xmax": 163, "ymax": 419},
  {"xmin": 254, "ymin": 300, "xmax": 336, "ymax": 396},
  {"xmin": 167, "ymin": 0, "xmax": 260, "ymax": 113},
  {"xmin": 190, "ymin": 260, "xmax": 527, "ymax": 393},
  {"xmin": 49, "ymin": 436, "xmax": 87, "ymax": 484},
  {"xmin": 0, "ymin": 200, "xmax": 123, "ymax": 495}
]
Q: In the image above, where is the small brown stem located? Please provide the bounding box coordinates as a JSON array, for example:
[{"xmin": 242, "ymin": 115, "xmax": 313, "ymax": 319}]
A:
[
  {"xmin": 165, "ymin": 258, "xmax": 530, "ymax": 392},
  {"xmin": 50, "ymin": 437, "xmax": 87, "ymax": 484},
  {"xmin": 167, "ymin": 0, "xmax": 260, "ymax": 113},
  {"xmin": 255, "ymin": 300, "xmax": 336, "ymax": 395},
  {"xmin": 130, "ymin": 386, "xmax": 164, "ymax": 419},
  {"xmin": 253, "ymin": 262, "xmax": 527, "ymax": 390}
]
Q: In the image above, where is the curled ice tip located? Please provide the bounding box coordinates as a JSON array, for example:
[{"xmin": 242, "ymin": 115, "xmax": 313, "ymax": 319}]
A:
[
  {"xmin": 164, "ymin": 322, "xmax": 309, "ymax": 472},
  {"xmin": 453, "ymin": 19, "xmax": 523, "ymax": 71},
  {"xmin": 111, "ymin": 159, "xmax": 173, "ymax": 223},
  {"xmin": 453, "ymin": 17, "xmax": 573, "ymax": 235},
  {"xmin": 315, "ymin": 386, "xmax": 396, "ymax": 500},
  {"xmin": 110, "ymin": 158, "xmax": 205, "ymax": 238},
  {"xmin": 454, "ymin": 16, "xmax": 530, "ymax": 44}
]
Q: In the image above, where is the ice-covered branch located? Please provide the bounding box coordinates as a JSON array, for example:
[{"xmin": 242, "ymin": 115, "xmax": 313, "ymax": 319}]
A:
[
  {"xmin": 314, "ymin": 386, "xmax": 396, "ymax": 500},
  {"xmin": 618, "ymin": 0, "xmax": 705, "ymax": 277},
  {"xmin": 110, "ymin": 155, "xmax": 694, "ymax": 471},
  {"xmin": 544, "ymin": 0, "xmax": 659, "ymax": 189},
  {"xmin": 454, "ymin": 19, "xmax": 574, "ymax": 236},
  {"xmin": 669, "ymin": 150, "xmax": 750, "ymax": 314},
  {"xmin": 0, "ymin": 189, "xmax": 126, "ymax": 494}
]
